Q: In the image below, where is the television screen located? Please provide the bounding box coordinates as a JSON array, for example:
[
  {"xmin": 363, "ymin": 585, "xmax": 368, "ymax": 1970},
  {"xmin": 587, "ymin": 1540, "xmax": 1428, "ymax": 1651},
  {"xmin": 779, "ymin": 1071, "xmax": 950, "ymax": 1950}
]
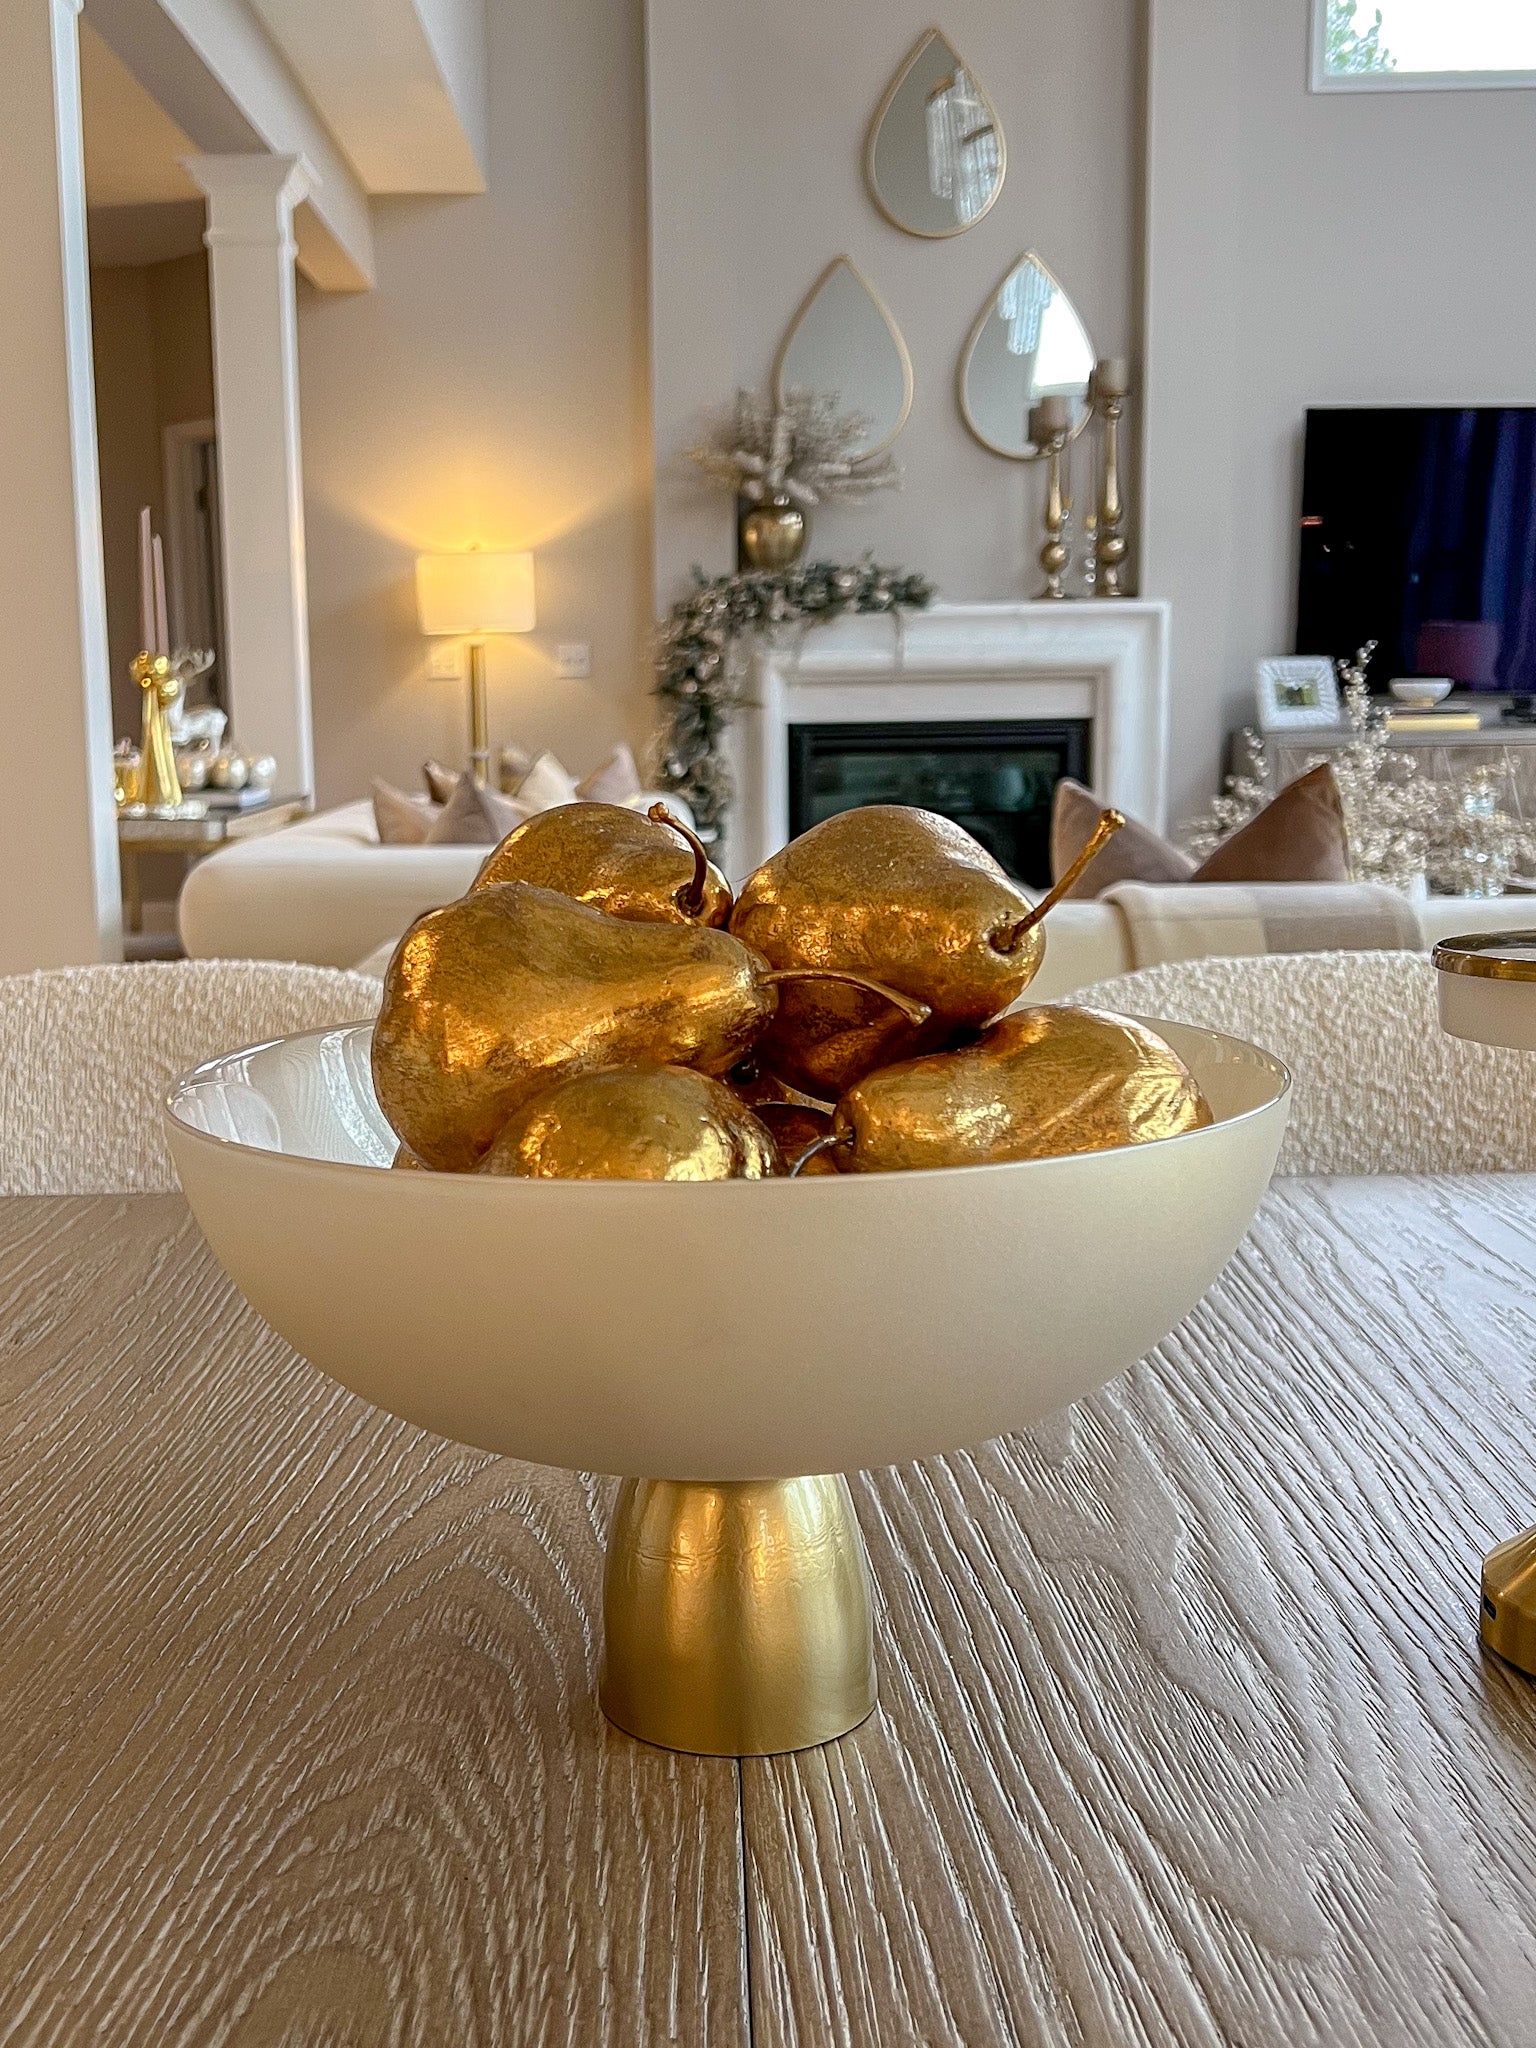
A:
[{"xmin": 1296, "ymin": 407, "xmax": 1536, "ymax": 694}]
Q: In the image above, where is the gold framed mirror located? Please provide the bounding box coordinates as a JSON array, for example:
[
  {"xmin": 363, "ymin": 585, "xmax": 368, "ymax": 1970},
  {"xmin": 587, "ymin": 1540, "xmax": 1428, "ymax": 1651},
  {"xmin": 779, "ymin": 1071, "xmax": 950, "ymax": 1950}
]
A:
[
  {"xmin": 866, "ymin": 29, "xmax": 1005, "ymax": 239},
  {"xmin": 958, "ymin": 253, "xmax": 1096, "ymax": 461},
  {"xmin": 773, "ymin": 258, "xmax": 914, "ymax": 458}
]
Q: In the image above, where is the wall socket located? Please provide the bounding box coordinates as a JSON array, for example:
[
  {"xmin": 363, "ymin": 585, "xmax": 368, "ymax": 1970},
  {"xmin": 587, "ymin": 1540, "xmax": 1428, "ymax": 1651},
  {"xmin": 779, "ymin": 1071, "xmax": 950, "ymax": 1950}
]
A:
[
  {"xmin": 427, "ymin": 643, "xmax": 464, "ymax": 680},
  {"xmin": 556, "ymin": 642, "xmax": 593, "ymax": 679}
]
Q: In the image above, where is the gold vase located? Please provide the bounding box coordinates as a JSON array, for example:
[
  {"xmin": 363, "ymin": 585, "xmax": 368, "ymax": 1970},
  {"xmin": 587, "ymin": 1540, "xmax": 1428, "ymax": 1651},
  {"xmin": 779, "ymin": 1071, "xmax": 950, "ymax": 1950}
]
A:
[{"xmin": 739, "ymin": 493, "xmax": 808, "ymax": 572}]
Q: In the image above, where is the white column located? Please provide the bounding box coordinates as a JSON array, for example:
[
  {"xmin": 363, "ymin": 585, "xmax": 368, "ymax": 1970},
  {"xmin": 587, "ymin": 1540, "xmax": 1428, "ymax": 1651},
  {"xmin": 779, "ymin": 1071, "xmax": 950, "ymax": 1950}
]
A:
[
  {"xmin": 184, "ymin": 154, "xmax": 315, "ymax": 797},
  {"xmin": 0, "ymin": 0, "xmax": 121, "ymax": 969}
]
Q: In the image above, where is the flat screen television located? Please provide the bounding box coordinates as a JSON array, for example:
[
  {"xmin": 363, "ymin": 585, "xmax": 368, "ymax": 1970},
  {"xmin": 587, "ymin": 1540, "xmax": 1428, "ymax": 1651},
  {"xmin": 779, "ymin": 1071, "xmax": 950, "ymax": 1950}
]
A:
[{"xmin": 1296, "ymin": 407, "xmax": 1536, "ymax": 695}]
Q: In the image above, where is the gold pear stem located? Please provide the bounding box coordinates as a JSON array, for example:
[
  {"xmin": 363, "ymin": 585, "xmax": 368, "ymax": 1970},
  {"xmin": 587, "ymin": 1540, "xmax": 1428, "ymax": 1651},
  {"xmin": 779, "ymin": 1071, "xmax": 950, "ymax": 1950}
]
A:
[
  {"xmin": 648, "ymin": 802, "xmax": 712, "ymax": 917},
  {"xmin": 763, "ymin": 968, "xmax": 931, "ymax": 1028},
  {"xmin": 789, "ymin": 1132, "xmax": 849, "ymax": 1178},
  {"xmin": 995, "ymin": 809, "xmax": 1125, "ymax": 954}
]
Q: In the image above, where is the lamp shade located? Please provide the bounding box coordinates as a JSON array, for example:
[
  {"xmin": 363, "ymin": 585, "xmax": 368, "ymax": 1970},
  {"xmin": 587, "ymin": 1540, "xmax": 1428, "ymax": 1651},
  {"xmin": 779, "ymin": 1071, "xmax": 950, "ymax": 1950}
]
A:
[{"xmin": 416, "ymin": 551, "xmax": 536, "ymax": 637}]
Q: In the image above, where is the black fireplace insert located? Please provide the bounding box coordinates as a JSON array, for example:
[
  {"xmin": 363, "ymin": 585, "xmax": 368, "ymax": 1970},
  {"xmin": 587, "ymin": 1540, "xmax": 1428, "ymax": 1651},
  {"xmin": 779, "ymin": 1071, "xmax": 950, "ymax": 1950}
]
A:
[{"xmin": 787, "ymin": 719, "xmax": 1090, "ymax": 888}]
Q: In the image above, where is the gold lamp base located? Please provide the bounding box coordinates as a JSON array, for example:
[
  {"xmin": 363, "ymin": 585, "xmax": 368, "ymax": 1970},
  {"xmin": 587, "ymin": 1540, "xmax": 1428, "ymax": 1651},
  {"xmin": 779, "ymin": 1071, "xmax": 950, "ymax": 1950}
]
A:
[
  {"xmin": 600, "ymin": 1475, "xmax": 876, "ymax": 1755},
  {"xmin": 1482, "ymin": 1526, "xmax": 1536, "ymax": 1675}
]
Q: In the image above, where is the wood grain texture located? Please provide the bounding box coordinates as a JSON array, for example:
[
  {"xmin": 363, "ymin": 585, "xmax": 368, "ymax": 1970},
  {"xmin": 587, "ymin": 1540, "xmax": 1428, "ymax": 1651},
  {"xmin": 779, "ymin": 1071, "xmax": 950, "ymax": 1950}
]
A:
[
  {"xmin": 7, "ymin": 1185, "xmax": 1536, "ymax": 2046},
  {"xmin": 744, "ymin": 1176, "xmax": 1536, "ymax": 2048},
  {"xmin": 0, "ymin": 1197, "xmax": 745, "ymax": 2048}
]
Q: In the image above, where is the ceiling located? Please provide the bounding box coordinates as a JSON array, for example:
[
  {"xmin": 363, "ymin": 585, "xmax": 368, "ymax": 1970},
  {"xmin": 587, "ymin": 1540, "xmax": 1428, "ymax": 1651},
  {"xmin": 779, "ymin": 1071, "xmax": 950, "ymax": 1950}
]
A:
[{"xmin": 80, "ymin": 20, "xmax": 206, "ymax": 266}]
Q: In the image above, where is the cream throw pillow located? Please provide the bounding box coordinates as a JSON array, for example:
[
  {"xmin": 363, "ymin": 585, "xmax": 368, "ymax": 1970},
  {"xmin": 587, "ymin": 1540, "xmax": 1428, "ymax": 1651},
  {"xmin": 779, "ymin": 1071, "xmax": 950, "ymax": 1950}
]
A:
[
  {"xmin": 515, "ymin": 750, "xmax": 582, "ymax": 814},
  {"xmin": 577, "ymin": 743, "xmax": 642, "ymax": 806}
]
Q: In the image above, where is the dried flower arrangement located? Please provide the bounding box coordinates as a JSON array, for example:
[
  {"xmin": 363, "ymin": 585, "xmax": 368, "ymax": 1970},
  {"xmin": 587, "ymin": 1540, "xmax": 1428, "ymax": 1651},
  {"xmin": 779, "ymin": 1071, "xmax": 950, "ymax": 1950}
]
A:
[{"xmin": 686, "ymin": 390, "xmax": 901, "ymax": 509}]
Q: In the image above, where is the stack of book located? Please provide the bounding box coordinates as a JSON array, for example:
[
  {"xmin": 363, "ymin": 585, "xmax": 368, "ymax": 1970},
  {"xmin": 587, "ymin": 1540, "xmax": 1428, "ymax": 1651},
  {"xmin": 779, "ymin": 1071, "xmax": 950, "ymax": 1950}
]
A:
[{"xmin": 1384, "ymin": 706, "xmax": 1483, "ymax": 733}]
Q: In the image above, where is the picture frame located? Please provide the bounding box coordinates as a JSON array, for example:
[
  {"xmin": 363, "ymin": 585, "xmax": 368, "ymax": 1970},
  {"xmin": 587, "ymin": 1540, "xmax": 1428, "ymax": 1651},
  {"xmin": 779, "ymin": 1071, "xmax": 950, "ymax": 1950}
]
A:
[{"xmin": 1256, "ymin": 656, "xmax": 1340, "ymax": 732}]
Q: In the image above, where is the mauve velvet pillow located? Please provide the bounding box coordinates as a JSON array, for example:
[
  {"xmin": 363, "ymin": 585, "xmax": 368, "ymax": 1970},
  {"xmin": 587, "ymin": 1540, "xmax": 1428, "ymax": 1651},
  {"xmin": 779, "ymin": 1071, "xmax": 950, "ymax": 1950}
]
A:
[
  {"xmin": 1191, "ymin": 763, "xmax": 1350, "ymax": 883},
  {"xmin": 1049, "ymin": 765, "xmax": 1349, "ymax": 897},
  {"xmin": 1050, "ymin": 779, "xmax": 1196, "ymax": 899}
]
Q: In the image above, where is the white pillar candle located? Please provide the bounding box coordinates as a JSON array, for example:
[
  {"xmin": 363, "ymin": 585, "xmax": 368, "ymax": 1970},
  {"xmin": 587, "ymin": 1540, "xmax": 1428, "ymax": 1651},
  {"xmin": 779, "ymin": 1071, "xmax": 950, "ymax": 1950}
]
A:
[
  {"xmin": 138, "ymin": 506, "xmax": 154, "ymax": 655},
  {"xmin": 151, "ymin": 532, "xmax": 169, "ymax": 657}
]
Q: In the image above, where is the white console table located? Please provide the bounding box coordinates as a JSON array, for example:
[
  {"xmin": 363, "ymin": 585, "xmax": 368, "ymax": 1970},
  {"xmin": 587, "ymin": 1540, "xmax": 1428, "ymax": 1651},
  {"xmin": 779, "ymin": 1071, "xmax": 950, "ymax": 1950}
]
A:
[{"xmin": 1236, "ymin": 715, "xmax": 1536, "ymax": 813}]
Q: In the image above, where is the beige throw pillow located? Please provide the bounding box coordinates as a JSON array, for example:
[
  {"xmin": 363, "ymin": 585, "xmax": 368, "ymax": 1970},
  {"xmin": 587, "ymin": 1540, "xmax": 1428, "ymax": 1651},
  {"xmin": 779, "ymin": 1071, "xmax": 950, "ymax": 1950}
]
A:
[
  {"xmin": 424, "ymin": 775, "xmax": 525, "ymax": 845},
  {"xmin": 422, "ymin": 758, "xmax": 459, "ymax": 806},
  {"xmin": 372, "ymin": 779, "xmax": 435, "ymax": 845}
]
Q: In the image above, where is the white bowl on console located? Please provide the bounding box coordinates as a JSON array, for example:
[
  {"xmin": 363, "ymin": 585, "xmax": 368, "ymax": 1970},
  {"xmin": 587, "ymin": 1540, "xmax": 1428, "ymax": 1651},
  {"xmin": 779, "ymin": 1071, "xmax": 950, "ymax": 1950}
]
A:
[{"xmin": 1390, "ymin": 677, "xmax": 1454, "ymax": 708}]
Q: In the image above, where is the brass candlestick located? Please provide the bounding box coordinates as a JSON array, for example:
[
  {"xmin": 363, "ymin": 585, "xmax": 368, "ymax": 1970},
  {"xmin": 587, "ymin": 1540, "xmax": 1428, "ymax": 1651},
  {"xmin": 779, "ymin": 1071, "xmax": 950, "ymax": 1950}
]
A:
[
  {"xmin": 1037, "ymin": 426, "xmax": 1070, "ymax": 601},
  {"xmin": 131, "ymin": 651, "xmax": 184, "ymax": 812},
  {"xmin": 1094, "ymin": 359, "xmax": 1130, "ymax": 599}
]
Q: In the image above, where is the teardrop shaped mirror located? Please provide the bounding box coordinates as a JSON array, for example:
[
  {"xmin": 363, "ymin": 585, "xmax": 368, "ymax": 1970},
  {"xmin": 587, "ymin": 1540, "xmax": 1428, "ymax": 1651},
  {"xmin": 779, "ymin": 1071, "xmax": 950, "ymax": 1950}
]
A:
[
  {"xmin": 774, "ymin": 258, "xmax": 913, "ymax": 457},
  {"xmin": 959, "ymin": 254, "xmax": 1095, "ymax": 460},
  {"xmin": 866, "ymin": 30, "xmax": 1005, "ymax": 239}
]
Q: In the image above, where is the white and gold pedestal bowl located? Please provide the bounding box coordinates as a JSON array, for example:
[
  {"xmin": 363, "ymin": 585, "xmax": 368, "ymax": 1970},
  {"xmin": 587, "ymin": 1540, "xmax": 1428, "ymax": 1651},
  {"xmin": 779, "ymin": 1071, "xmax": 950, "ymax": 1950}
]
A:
[{"xmin": 166, "ymin": 1019, "xmax": 1289, "ymax": 1756}]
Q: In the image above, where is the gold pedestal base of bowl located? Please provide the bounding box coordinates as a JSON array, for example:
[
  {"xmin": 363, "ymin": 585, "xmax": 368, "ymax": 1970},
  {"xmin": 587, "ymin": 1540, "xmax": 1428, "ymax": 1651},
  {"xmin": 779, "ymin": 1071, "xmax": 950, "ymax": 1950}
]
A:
[
  {"xmin": 600, "ymin": 1475, "xmax": 876, "ymax": 1755},
  {"xmin": 1482, "ymin": 1526, "xmax": 1536, "ymax": 1676}
]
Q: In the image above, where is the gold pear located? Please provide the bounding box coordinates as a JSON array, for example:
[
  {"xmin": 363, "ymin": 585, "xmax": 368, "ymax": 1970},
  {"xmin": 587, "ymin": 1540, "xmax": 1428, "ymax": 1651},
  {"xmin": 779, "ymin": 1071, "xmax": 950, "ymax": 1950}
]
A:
[
  {"xmin": 478, "ymin": 1065, "xmax": 779, "ymax": 1180},
  {"xmin": 372, "ymin": 881, "xmax": 929, "ymax": 1172},
  {"xmin": 473, "ymin": 801, "xmax": 732, "ymax": 926},
  {"xmin": 807, "ymin": 1006, "xmax": 1211, "ymax": 1174},
  {"xmin": 730, "ymin": 805, "xmax": 1122, "ymax": 1096}
]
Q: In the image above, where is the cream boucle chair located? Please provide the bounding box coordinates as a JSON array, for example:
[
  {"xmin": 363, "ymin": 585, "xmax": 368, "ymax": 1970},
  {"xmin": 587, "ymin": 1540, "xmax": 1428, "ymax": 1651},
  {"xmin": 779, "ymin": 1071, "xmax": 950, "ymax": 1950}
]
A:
[
  {"xmin": 0, "ymin": 961, "xmax": 383, "ymax": 1196},
  {"xmin": 1072, "ymin": 950, "xmax": 1536, "ymax": 1177}
]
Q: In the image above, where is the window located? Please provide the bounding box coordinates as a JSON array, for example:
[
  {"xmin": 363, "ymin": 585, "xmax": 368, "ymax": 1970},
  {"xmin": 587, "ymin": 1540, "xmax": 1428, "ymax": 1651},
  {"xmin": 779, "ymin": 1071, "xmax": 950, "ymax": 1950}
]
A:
[{"xmin": 1313, "ymin": 0, "xmax": 1536, "ymax": 92}]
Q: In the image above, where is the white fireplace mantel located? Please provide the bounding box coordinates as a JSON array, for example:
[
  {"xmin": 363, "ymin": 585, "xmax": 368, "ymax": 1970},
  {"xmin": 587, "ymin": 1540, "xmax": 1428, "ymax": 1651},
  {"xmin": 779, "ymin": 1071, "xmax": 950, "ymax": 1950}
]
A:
[{"xmin": 728, "ymin": 600, "xmax": 1171, "ymax": 876}]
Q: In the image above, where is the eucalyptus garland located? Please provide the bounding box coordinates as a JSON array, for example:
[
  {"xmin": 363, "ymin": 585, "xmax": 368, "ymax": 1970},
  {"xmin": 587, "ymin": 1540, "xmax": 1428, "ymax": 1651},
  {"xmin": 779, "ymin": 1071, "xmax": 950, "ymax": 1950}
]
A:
[{"xmin": 654, "ymin": 560, "xmax": 935, "ymax": 840}]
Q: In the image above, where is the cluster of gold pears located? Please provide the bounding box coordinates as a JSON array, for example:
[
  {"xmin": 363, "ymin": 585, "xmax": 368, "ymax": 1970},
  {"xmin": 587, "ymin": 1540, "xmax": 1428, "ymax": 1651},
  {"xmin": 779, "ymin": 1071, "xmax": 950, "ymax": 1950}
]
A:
[{"xmin": 372, "ymin": 800, "xmax": 1213, "ymax": 1181}]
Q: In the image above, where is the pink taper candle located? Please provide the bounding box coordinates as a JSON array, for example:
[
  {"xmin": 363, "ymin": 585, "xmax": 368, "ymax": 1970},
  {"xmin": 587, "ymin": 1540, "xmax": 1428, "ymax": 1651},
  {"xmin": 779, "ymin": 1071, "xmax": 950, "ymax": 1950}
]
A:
[
  {"xmin": 151, "ymin": 533, "xmax": 170, "ymax": 658},
  {"xmin": 138, "ymin": 507, "xmax": 155, "ymax": 655}
]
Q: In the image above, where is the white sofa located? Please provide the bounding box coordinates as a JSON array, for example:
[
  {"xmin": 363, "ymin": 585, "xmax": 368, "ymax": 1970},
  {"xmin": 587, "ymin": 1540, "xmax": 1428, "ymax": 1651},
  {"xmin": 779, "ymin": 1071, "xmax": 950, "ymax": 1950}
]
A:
[
  {"xmin": 179, "ymin": 798, "xmax": 1536, "ymax": 997},
  {"xmin": 181, "ymin": 794, "xmax": 689, "ymax": 972}
]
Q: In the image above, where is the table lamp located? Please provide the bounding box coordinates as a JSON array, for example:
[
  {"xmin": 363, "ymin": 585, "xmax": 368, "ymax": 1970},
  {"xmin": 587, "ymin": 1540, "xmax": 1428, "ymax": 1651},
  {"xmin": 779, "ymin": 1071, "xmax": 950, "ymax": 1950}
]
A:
[
  {"xmin": 416, "ymin": 551, "xmax": 536, "ymax": 786},
  {"xmin": 1434, "ymin": 931, "xmax": 1536, "ymax": 1677}
]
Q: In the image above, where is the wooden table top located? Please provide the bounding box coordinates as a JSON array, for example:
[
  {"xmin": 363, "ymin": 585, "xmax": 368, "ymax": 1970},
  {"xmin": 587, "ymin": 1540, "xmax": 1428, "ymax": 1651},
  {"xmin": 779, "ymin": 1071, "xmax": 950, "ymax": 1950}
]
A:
[{"xmin": 2, "ymin": 1183, "xmax": 1534, "ymax": 2046}]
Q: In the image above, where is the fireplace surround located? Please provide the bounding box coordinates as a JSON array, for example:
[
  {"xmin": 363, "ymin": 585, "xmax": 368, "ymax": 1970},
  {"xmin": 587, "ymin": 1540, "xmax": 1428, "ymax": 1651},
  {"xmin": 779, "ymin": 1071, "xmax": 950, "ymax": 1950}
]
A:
[{"xmin": 730, "ymin": 601, "xmax": 1172, "ymax": 876}]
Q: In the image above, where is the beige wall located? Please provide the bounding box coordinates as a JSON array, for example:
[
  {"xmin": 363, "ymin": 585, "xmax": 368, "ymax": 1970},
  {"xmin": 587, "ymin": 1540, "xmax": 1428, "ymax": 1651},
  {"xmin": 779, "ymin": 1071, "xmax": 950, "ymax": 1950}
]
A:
[
  {"xmin": 1144, "ymin": 0, "xmax": 1536, "ymax": 822},
  {"xmin": 647, "ymin": 0, "xmax": 1143, "ymax": 610},
  {"xmin": 278, "ymin": 0, "xmax": 1536, "ymax": 829},
  {"xmin": 295, "ymin": 0, "xmax": 651, "ymax": 809},
  {"xmin": 89, "ymin": 251, "xmax": 213, "ymax": 736}
]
